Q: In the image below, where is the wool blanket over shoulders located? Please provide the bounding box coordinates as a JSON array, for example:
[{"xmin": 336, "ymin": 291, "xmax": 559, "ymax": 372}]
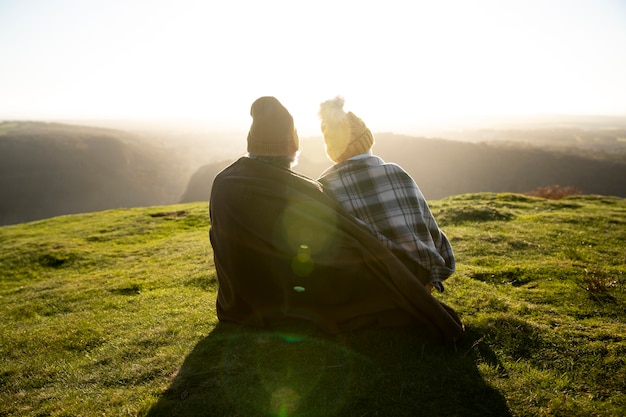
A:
[{"xmin": 209, "ymin": 157, "xmax": 465, "ymax": 343}]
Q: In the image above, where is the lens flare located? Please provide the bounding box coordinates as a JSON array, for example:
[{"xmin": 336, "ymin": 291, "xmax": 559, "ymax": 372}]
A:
[
  {"xmin": 291, "ymin": 244, "xmax": 314, "ymax": 277},
  {"xmin": 217, "ymin": 330, "xmax": 357, "ymax": 416},
  {"xmin": 278, "ymin": 332, "xmax": 305, "ymax": 343},
  {"xmin": 274, "ymin": 200, "xmax": 339, "ymax": 257},
  {"xmin": 271, "ymin": 387, "xmax": 300, "ymax": 417}
]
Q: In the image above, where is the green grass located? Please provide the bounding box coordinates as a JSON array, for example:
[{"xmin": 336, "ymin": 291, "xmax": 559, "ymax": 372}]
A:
[{"xmin": 1, "ymin": 193, "xmax": 624, "ymax": 416}]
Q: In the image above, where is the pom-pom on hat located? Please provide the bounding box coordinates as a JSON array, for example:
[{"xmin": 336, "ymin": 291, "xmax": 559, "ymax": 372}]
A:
[
  {"xmin": 247, "ymin": 96, "xmax": 299, "ymax": 156},
  {"xmin": 318, "ymin": 96, "xmax": 374, "ymax": 163}
]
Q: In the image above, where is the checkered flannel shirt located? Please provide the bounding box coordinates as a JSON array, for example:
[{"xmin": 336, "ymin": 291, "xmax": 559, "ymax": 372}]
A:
[{"xmin": 319, "ymin": 155, "xmax": 455, "ymax": 291}]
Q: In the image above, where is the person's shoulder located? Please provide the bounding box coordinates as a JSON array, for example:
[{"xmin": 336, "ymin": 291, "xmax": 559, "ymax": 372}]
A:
[
  {"xmin": 318, "ymin": 163, "xmax": 343, "ymax": 181},
  {"xmin": 379, "ymin": 161, "xmax": 417, "ymax": 184},
  {"xmin": 379, "ymin": 159, "xmax": 406, "ymax": 172},
  {"xmin": 213, "ymin": 156, "xmax": 246, "ymax": 179},
  {"xmin": 364, "ymin": 155, "xmax": 406, "ymax": 173},
  {"xmin": 290, "ymin": 169, "xmax": 325, "ymax": 191},
  {"xmin": 318, "ymin": 164, "xmax": 335, "ymax": 177},
  {"xmin": 380, "ymin": 159, "xmax": 410, "ymax": 175}
]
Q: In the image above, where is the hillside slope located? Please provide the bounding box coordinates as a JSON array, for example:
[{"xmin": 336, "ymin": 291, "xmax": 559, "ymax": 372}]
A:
[
  {"xmin": 0, "ymin": 122, "xmax": 188, "ymax": 225},
  {"xmin": 181, "ymin": 133, "xmax": 626, "ymax": 203},
  {"xmin": 3, "ymin": 121, "xmax": 625, "ymax": 225},
  {"xmin": 1, "ymin": 194, "xmax": 624, "ymax": 416}
]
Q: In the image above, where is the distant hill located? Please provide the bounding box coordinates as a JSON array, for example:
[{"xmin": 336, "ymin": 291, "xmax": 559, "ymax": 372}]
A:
[
  {"xmin": 0, "ymin": 121, "xmax": 187, "ymax": 225},
  {"xmin": 181, "ymin": 132, "xmax": 626, "ymax": 203},
  {"xmin": 439, "ymin": 126, "xmax": 626, "ymax": 153},
  {"xmin": 3, "ymin": 121, "xmax": 625, "ymax": 226}
]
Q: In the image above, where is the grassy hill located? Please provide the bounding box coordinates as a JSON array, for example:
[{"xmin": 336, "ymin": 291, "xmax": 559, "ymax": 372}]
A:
[{"xmin": 1, "ymin": 193, "xmax": 625, "ymax": 416}]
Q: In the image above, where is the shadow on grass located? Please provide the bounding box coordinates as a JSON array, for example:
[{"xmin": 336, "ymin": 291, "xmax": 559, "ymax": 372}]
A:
[{"xmin": 145, "ymin": 323, "xmax": 510, "ymax": 417}]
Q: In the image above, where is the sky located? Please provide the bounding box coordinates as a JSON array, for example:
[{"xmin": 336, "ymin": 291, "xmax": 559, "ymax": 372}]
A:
[{"xmin": 1, "ymin": 0, "xmax": 626, "ymax": 135}]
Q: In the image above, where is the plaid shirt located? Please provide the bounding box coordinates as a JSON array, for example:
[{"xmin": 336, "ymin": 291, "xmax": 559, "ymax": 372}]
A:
[{"xmin": 319, "ymin": 155, "xmax": 455, "ymax": 290}]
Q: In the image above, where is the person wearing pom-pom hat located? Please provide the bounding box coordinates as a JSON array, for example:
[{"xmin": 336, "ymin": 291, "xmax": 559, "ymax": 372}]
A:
[
  {"xmin": 208, "ymin": 96, "xmax": 464, "ymax": 344},
  {"xmin": 318, "ymin": 96, "xmax": 455, "ymax": 293}
]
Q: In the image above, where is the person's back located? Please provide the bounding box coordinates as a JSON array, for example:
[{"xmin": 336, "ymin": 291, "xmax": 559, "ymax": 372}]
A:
[
  {"xmin": 317, "ymin": 96, "xmax": 455, "ymax": 292},
  {"xmin": 209, "ymin": 96, "xmax": 464, "ymax": 343}
]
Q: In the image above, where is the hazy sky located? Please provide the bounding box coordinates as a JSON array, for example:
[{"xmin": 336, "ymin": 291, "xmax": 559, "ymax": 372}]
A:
[{"xmin": 1, "ymin": 0, "xmax": 626, "ymax": 135}]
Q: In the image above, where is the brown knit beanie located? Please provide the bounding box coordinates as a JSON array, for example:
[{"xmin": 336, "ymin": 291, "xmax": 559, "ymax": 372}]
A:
[
  {"xmin": 247, "ymin": 96, "xmax": 299, "ymax": 156},
  {"xmin": 318, "ymin": 96, "xmax": 374, "ymax": 163}
]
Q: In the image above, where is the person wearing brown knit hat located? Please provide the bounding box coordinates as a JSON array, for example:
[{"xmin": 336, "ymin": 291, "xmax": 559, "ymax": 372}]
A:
[
  {"xmin": 207, "ymin": 96, "xmax": 465, "ymax": 344},
  {"xmin": 318, "ymin": 96, "xmax": 456, "ymax": 293},
  {"xmin": 247, "ymin": 96, "xmax": 300, "ymax": 168}
]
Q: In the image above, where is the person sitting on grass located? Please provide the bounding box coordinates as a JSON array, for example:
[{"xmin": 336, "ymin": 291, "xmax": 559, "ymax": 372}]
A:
[
  {"xmin": 209, "ymin": 96, "xmax": 464, "ymax": 343},
  {"xmin": 317, "ymin": 96, "xmax": 455, "ymax": 294}
]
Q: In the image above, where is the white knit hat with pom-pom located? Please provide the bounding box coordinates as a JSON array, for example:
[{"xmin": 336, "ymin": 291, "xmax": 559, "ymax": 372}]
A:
[{"xmin": 318, "ymin": 96, "xmax": 374, "ymax": 163}]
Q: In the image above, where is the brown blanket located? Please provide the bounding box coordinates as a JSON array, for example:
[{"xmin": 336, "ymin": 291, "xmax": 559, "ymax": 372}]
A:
[{"xmin": 209, "ymin": 157, "xmax": 465, "ymax": 343}]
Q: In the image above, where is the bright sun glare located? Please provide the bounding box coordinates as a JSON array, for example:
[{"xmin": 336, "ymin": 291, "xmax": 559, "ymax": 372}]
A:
[{"xmin": 1, "ymin": 0, "xmax": 625, "ymax": 135}]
